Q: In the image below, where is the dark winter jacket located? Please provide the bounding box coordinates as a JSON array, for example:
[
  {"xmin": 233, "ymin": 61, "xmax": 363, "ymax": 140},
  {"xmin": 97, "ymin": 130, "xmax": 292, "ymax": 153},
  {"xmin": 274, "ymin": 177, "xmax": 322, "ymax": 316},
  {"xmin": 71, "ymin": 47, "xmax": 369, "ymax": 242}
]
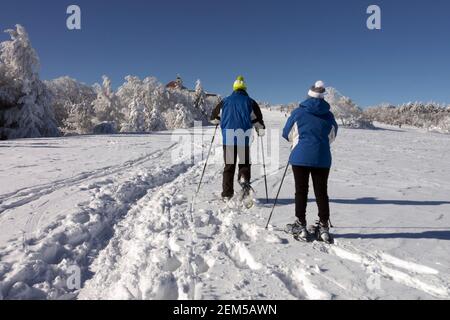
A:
[
  {"xmin": 211, "ymin": 90, "xmax": 265, "ymax": 146},
  {"xmin": 282, "ymin": 98, "xmax": 338, "ymax": 168}
]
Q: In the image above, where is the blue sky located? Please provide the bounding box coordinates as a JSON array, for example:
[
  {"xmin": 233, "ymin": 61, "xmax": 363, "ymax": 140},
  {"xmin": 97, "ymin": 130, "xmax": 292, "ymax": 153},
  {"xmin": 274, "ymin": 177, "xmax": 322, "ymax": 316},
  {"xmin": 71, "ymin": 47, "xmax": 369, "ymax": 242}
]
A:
[{"xmin": 1, "ymin": 0, "xmax": 449, "ymax": 107}]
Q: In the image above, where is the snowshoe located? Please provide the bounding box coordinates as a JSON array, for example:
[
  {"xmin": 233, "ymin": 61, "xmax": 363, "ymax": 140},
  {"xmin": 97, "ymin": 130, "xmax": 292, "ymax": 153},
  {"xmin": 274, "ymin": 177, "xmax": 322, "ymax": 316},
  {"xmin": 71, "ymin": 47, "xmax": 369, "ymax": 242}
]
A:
[
  {"xmin": 222, "ymin": 196, "xmax": 233, "ymax": 203},
  {"xmin": 285, "ymin": 220, "xmax": 305, "ymax": 234},
  {"xmin": 285, "ymin": 220, "xmax": 311, "ymax": 242},
  {"xmin": 219, "ymin": 194, "xmax": 239, "ymax": 210},
  {"xmin": 309, "ymin": 222, "xmax": 334, "ymax": 244},
  {"xmin": 239, "ymin": 181, "xmax": 255, "ymax": 209}
]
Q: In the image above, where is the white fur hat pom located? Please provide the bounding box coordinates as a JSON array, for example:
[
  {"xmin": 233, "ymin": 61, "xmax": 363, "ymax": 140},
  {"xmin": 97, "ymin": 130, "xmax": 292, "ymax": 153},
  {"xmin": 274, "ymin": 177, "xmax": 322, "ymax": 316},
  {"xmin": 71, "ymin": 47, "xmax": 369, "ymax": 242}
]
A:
[
  {"xmin": 308, "ymin": 80, "xmax": 326, "ymax": 99},
  {"xmin": 315, "ymin": 80, "xmax": 325, "ymax": 88}
]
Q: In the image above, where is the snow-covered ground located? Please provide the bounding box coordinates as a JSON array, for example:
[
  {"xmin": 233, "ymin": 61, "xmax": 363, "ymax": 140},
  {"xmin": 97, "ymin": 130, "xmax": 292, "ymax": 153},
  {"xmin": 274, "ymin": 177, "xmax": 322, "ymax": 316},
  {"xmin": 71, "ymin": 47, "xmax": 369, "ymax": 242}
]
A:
[{"xmin": 0, "ymin": 110, "xmax": 449, "ymax": 300}]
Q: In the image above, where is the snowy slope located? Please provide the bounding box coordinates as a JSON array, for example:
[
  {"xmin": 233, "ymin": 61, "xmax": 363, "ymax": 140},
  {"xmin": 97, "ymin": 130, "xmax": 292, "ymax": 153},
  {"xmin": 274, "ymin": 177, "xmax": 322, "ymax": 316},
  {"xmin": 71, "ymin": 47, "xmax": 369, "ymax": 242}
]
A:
[{"xmin": 0, "ymin": 110, "xmax": 449, "ymax": 300}]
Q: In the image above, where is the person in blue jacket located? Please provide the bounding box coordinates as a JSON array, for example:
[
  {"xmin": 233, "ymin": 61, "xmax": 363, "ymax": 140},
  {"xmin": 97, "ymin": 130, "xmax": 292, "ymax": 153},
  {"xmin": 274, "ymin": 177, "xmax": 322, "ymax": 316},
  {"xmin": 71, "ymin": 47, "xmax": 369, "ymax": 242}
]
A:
[
  {"xmin": 211, "ymin": 76, "xmax": 265, "ymax": 200},
  {"xmin": 282, "ymin": 81, "xmax": 338, "ymax": 242}
]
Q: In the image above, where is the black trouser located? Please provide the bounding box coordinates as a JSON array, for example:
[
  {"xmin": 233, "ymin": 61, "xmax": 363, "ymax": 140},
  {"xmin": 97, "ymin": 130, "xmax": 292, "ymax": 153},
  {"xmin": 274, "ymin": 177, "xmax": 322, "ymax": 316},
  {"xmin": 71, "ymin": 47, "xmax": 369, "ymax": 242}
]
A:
[
  {"xmin": 292, "ymin": 165, "xmax": 330, "ymax": 226},
  {"xmin": 222, "ymin": 145, "xmax": 251, "ymax": 198}
]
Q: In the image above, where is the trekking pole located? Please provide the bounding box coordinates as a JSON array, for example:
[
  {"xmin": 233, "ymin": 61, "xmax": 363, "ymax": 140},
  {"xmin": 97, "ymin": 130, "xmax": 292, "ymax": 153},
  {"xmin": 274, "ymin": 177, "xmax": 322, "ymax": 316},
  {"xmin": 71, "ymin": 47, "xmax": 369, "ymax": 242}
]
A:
[
  {"xmin": 265, "ymin": 161, "xmax": 290, "ymax": 229},
  {"xmin": 195, "ymin": 124, "xmax": 219, "ymax": 196},
  {"xmin": 260, "ymin": 136, "xmax": 269, "ymax": 204}
]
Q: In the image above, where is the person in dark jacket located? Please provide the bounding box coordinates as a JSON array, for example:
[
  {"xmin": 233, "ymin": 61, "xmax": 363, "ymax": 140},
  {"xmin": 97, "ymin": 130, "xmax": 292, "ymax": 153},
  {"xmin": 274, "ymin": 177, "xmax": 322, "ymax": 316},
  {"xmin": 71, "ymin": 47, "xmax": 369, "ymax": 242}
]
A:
[
  {"xmin": 282, "ymin": 81, "xmax": 338, "ymax": 242},
  {"xmin": 210, "ymin": 76, "xmax": 265, "ymax": 200}
]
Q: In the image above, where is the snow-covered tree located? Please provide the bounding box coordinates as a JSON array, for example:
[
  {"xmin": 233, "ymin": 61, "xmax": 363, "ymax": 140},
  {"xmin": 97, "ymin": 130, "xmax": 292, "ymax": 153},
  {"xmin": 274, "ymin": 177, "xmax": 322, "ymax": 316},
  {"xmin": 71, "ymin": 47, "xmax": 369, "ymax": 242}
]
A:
[
  {"xmin": 92, "ymin": 75, "xmax": 124, "ymax": 130},
  {"xmin": 121, "ymin": 98, "xmax": 146, "ymax": 133},
  {"xmin": 1, "ymin": 26, "xmax": 219, "ymax": 138},
  {"xmin": 116, "ymin": 76, "xmax": 144, "ymax": 117},
  {"xmin": 365, "ymin": 102, "xmax": 450, "ymax": 131},
  {"xmin": 65, "ymin": 101, "xmax": 95, "ymax": 134},
  {"xmin": 193, "ymin": 79, "xmax": 207, "ymax": 115},
  {"xmin": 46, "ymin": 76, "xmax": 96, "ymax": 129},
  {"xmin": 326, "ymin": 87, "xmax": 372, "ymax": 128},
  {"xmin": 437, "ymin": 115, "xmax": 450, "ymax": 133},
  {"xmin": 164, "ymin": 103, "xmax": 194, "ymax": 129},
  {"xmin": 0, "ymin": 24, "xmax": 59, "ymax": 139},
  {"xmin": 145, "ymin": 82, "xmax": 167, "ymax": 131}
]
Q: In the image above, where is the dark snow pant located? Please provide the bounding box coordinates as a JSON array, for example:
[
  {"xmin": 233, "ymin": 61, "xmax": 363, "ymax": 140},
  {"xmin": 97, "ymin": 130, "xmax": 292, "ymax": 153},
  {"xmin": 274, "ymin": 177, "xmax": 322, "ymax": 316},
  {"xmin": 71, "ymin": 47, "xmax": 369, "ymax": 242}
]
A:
[
  {"xmin": 222, "ymin": 145, "xmax": 251, "ymax": 198},
  {"xmin": 292, "ymin": 165, "xmax": 330, "ymax": 226}
]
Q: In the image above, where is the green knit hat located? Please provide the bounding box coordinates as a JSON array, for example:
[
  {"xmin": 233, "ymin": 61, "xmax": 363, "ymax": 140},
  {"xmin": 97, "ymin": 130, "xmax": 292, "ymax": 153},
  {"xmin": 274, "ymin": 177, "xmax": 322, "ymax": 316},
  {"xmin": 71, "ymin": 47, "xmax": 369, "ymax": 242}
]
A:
[{"xmin": 233, "ymin": 75, "xmax": 247, "ymax": 91}]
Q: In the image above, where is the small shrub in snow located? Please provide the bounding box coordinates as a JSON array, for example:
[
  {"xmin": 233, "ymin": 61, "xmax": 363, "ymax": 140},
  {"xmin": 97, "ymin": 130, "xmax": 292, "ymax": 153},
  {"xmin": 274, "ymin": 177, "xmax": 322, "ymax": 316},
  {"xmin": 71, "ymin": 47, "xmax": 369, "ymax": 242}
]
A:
[{"xmin": 93, "ymin": 122, "xmax": 117, "ymax": 135}]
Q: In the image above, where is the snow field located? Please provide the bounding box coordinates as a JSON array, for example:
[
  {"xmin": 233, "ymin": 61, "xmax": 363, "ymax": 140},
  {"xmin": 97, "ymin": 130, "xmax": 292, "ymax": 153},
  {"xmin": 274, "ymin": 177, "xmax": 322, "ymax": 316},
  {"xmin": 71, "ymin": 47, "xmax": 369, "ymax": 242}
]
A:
[{"xmin": 1, "ymin": 110, "xmax": 450, "ymax": 300}]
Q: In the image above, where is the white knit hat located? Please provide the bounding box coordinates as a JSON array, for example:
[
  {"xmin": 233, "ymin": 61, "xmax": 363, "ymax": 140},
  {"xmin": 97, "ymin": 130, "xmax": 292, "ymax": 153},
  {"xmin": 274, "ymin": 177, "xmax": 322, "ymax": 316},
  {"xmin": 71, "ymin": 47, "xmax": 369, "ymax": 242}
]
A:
[{"xmin": 308, "ymin": 80, "xmax": 326, "ymax": 99}]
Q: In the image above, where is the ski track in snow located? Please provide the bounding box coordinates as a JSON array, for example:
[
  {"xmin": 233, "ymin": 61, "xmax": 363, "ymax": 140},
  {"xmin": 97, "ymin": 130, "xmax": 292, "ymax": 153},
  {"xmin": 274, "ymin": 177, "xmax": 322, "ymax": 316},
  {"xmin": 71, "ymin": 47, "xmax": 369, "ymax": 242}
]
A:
[
  {"xmin": 1, "ymin": 110, "xmax": 450, "ymax": 300},
  {"xmin": 0, "ymin": 143, "xmax": 178, "ymax": 214},
  {"xmin": 0, "ymin": 155, "xmax": 193, "ymax": 299},
  {"xmin": 79, "ymin": 164, "xmax": 207, "ymax": 299},
  {"xmin": 79, "ymin": 163, "xmax": 331, "ymax": 300}
]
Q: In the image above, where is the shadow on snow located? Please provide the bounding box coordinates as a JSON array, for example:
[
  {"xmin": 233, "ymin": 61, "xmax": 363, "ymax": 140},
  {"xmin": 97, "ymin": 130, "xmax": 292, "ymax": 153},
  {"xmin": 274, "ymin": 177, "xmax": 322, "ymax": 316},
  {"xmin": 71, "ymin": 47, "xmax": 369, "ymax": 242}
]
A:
[
  {"xmin": 258, "ymin": 197, "xmax": 450, "ymax": 206},
  {"xmin": 334, "ymin": 230, "xmax": 450, "ymax": 241}
]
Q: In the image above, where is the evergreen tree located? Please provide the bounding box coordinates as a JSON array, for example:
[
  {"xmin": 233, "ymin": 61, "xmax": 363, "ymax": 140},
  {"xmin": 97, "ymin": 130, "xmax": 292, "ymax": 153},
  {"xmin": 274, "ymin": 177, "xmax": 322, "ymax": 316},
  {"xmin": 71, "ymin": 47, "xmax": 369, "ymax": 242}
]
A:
[
  {"xmin": 121, "ymin": 98, "xmax": 146, "ymax": 133},
  {"xmin": 0, "ymin": 25, "xmax": 59, "ymax": 139},
  {"xmin": 194, "ymin": 79, "xmax": 207, "ymax": 115}
]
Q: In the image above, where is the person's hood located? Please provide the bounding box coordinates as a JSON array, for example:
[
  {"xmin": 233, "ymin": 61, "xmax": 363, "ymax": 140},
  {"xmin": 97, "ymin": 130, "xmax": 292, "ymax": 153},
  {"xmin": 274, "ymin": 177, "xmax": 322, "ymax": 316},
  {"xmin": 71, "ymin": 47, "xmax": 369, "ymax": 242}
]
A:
[{"xmin": 300, "ymin": 98, "xmax": 330, "ymax": 116}]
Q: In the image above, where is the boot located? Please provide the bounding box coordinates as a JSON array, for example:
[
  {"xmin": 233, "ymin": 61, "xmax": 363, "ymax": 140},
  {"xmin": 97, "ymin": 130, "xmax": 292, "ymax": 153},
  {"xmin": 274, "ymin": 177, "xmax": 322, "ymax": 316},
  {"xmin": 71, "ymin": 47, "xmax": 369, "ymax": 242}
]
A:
[
  {"xmin": 318, "ymin": 221, "xmax": 332, "ymax": 243},
  {"xmin": 285, "ymin": 219, "xmax": 309, "ymax": 240}
]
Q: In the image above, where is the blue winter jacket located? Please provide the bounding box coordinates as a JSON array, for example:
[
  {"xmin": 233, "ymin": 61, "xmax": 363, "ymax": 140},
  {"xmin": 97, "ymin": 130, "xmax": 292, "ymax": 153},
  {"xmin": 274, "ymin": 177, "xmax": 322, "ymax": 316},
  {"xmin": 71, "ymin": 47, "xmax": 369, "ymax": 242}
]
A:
[
  {"xmin": 282, "ymin": 98, "xmax": 338, "ymax": 168},
  {"xmin": 210, "ymin": 90, "xmax": 265, "ymax": 146}
]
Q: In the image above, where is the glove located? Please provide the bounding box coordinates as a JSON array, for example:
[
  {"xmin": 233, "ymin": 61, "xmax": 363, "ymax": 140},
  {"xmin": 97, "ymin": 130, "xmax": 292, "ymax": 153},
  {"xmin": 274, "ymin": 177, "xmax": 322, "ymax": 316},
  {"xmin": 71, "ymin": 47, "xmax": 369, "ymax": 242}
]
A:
[
  {"xmin": 254, "ymin": 122, "xmax": 265, "ymax": 137},
  {"xmin": 256, "ymin": 128, "xmax": 265, "ymax": 137}
]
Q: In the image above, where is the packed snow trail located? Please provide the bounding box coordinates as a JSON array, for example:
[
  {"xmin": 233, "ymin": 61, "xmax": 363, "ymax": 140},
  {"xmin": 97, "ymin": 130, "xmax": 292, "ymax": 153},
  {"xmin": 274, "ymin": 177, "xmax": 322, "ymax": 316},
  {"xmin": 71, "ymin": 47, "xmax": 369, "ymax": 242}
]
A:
[
  {"xmin": 0, "ymin": 133, "xmax": 197, "ymax": 298},
  {"xmin": 80, "ymin": 110, "xmax": 450, "ymax": 300},
  {"xmin": 1, "ymin": 110, "xmax": 450, "ymax": 299}
]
